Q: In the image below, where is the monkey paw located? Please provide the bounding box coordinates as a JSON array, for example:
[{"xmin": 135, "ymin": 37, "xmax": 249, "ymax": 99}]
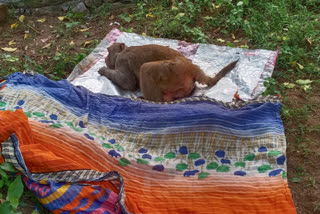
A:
[{"xmin": 98, "ymin": 67, "xmax": 108, "ymax": 76}]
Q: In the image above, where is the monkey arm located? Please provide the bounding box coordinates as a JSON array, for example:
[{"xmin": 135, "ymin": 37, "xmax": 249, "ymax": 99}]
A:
[{"xmin": 98, "ymin": 67, "xmax": 138, "ymax": 91}]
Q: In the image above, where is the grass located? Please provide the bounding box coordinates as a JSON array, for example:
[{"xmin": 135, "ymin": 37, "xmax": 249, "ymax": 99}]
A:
[
  {"xmin": 0, "ymin": 0, "xmax": 319, "ymax": 213},
  {"xmin": 0, "ymin": 10, "xmax": 96, "ymax": 80}
]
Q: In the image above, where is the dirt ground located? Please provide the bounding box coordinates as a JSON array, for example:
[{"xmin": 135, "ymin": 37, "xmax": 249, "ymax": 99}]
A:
[
  {"xmin": 285, "ymin": 87, "xmax": 320, "ymax": 214},
  {"xmin": 0, "ymin": 8, "xmax": 319, "ymax": 214}
]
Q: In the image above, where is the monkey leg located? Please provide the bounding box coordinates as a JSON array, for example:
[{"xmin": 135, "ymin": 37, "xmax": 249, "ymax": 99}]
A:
[
  {"xmin": 140, "ymin": 64, "xmax": 164, "ymax": 102},
  {"xmin": 98, "ymin": 67, "xmax": 138, "ymax": 91},
  {"xmin": 140, "ymin": 60, "xmax": 195, "ymax": 102}
]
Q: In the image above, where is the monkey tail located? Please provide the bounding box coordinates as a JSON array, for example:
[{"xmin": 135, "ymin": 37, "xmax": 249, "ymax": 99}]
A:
[{"xmin": 202, "ymin": 59, "xmax": 239, "ymax": 87}]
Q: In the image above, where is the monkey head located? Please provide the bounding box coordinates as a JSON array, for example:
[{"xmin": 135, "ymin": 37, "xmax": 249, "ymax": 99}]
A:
[{"xmin": 105, "ymin": 43, "xmax": 127, "ymax": 69}]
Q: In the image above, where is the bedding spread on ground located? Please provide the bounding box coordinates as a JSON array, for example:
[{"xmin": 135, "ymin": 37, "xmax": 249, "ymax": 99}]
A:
[
  {"xmin": 68, "ymin": 28, "xmax": 279, "ymax": 102},
  {"xmin": 0, "ymin": 72, "xmax": 296, "ymax": 213}
]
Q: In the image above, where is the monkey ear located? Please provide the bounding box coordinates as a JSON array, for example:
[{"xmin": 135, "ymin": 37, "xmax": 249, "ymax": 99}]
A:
[
  {"xmin": 119, "ymin": 43, "xmax": 126, "ymax": 51},
  {"xmin": 158, "ymin": 63, "xmax": 171, "ymax": 81}
]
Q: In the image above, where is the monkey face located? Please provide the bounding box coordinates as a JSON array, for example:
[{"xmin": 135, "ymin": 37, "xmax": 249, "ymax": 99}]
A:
[{"xmin": 105, "ymin": 43, "xmax": 126, "ymax": 69}]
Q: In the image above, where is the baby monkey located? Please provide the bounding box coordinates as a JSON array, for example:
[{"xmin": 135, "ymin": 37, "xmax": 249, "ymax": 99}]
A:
[{"xmin": 98, "ymin": 43, "xmax": 238, "ymax": 102}]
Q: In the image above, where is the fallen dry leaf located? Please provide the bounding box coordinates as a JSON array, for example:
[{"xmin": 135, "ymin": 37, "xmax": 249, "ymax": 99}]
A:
[
  {"xmin": 19, "ymin": 15, "xmax": 25, "ymax": 23},
  {"xmin": 69, "ymin": 40, "xmax": 75, "ymax": 45},
  {"xmin": 289, "ymin": 61, "xmax": 304, "ymax": 70},
  {"xmin": 237, "ymin": 1, "xmax": 243, "ymax": 6},
  {"xmin": 171, "ymin": 6, "xmax": 178, "ymax": 10},
  {"xmin": 42, "ymin": 43, "xmax": 51, "ymax": 49},
  {"xmin": 146, "ymin": 14, "xmax": 155, "ymax": 18},
  {"xmin": 212, "ymin": 3, "xmax": 220, "ymax": 8},
  {"xmin": 8, "ymin": 40, "xmax": 16, "ymax": 45},
  {"xmin": 174, "ymin": 13, "xmax": 185, "ymax": 19},
  {"xmin": 109, "ymin": 22, "xmax": 120, "ymax": 26},
  {"xmin": 83, "ymin": 40, "xmax": 93, "ymax": 47},
  {"xmin": 41, "ymin": 38, "xmax": 49, "ymax": 43},
  {"xmin": 1, "ymin": 47, "xmax": 17, "ymax": 52},
  {"xmin": 79, "ymin": 27, "xmax": 90, "ymax": 32},
  {"xmin": 37, "ymin": 18, "xmax": 46, "ymax": 23},
  {"xmin": 283, "ymin": 82, "xmax": 295, "ymax": 89},
  {"xmin": 296, "ymin": 62, "xmax": 304, "ymax": 70},
  {"xmin": 217, "ymin": 38, "xmax": 225, "ymax": 43},
  {"xmin": 296, "ymin": 79, "xmax": 313, "ymax": 85},
  {"xmin": 58, "ymin": 16, "xmax": 65, "ymax": 21},
  {"xmin": 301, "ymin": 85, "xmax": 311, "ymax": 91},
  {"xmin": 203, "ymin": 16, "xmax": 212, "ymax": 21},
  {"xmin": 231, "ymin": 34, "xmax": 236, "ymax": 39},
  {"xmin": 24, "ymin": 33, "xmax": 29, "ymax": 40},
  {"xmin": 11, "ymin": 22, "xmax": 18, "ymax": 29},
  {"xmin": 239, "ymin": 44, "xmax": 249, "ymax": 49},
  {"xmin": 4, "ymin": 56, "xmax": 19, "ymax": 62},
  {"xmin": 141, "ymin": 32, "xmax": 147, "ymax": 36}
]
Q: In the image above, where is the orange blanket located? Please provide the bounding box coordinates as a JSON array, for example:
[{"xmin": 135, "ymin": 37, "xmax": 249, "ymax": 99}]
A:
[{"xmin": 0, "ymin": 73, "xmax": 296, "ymax": 213}]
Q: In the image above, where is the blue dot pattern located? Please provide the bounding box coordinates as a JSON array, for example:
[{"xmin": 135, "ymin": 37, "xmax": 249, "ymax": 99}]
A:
[
  {"xmin": 108, "ymin": 139, "xmax": 116, "ymax": 144},
  {"xmin": 50, "ymin": 114, "xmax": 58, "ymax": 120},
  {"xmin": 195, "ymin": 159, "xmax": 205, "ymax": 166},
  {"xmin": 138, "ymin": 148, "xmax": 148, "ymax": 154},
  {"xmin": 17, "ymin": 100, "xmax": 25, "ymax": 105},
  {"xmin": 215, "ymin": 150, "xmax": 225, "ymax": 158},
  {"xmin": 234, "ymin": 171, "xmax": 246, "ymax": 176},
  {"xmin": 152, "ymin": 164, "xmax": 164, "ymax": 171},
  {"xmin": 258, "ymin": 146, "xmax": 268, "ymax": 152}
]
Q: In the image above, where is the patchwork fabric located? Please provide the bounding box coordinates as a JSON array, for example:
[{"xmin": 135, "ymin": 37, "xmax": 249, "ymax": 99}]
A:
[{"xmin": 0, "ymin": 73, "xmax": 296, "ymax": 213}]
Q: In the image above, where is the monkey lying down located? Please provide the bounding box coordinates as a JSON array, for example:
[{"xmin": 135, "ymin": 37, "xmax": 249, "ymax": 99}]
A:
[{"xmin": 98, "ymin": 43, "xmax": 238, "ymax": 102}]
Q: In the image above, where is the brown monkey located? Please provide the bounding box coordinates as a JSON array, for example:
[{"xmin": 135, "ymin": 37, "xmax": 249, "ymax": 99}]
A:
[
  {"xmin": 140, "ymin": 57, "xmax": 238, "ymax": 102},
  {"xmin": 99, "ymin": 43, "xmax": 187, "ymax": 91},
  {"xmin": 98, "ymin": 43, "xmax": 238, "ymax": 102}
]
